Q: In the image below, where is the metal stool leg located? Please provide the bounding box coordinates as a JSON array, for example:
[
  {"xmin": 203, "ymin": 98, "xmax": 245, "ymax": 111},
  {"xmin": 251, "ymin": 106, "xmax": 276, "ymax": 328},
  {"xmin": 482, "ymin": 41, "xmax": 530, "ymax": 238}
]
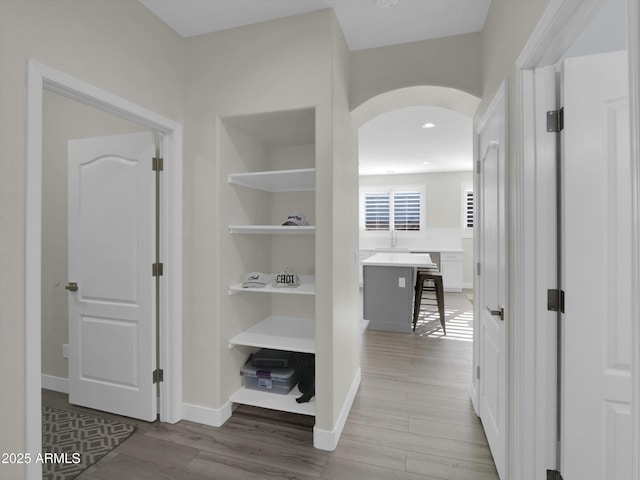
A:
[
  {"xmin": 434, "ymin": 276, "xmax": 445, "ymax": 334},
  {"xmin": 413, "ymin": 270, "xmax": 446, "ymax": 334},
  {"xmin": 413, "ymin": 272, "xmax": 426, "ymax": 331}
]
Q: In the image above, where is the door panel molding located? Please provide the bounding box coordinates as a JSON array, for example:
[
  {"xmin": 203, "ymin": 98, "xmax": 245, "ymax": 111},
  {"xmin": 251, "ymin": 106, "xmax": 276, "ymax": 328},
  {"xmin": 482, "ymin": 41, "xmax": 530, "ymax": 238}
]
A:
[{"xmin": 68, "ymin": 132, "xmax": 156, "ymax": 421}]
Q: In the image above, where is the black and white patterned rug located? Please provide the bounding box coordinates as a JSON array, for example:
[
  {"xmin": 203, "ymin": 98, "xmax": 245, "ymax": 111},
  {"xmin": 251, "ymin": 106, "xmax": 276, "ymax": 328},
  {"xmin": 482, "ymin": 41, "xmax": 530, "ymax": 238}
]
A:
[{"xmin": 41, "ymin": 406, "xmax": 136, "ymax": 480}]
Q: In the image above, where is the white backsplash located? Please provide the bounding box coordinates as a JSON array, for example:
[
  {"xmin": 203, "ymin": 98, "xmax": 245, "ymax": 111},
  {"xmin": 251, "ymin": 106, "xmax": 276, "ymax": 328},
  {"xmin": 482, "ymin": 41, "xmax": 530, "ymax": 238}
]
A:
[{"xmin": 359, "ymin": 228, "xmax": 464, "ymax": 251}]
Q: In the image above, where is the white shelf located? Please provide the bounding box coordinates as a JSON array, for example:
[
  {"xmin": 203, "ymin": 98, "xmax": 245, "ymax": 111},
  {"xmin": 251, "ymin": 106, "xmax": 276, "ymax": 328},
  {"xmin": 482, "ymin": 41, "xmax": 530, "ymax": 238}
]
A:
[
  {"xmin": 229, "ymin": 316, "xmax": 315, "ymax": 353},
  {"xmin": 228, "ymin": 275, "xmax": 315, "ymax": 295},
  {"xmin": 229, "ymin": 385, "xmax": 316, "ymax": 416},
  {"xmin": 228, "ymin": 168, "xmax": 315, "ymax": 192},
  {"xmin": 228, "ymin": 225, "xmax": 315, "ymax": 235}
]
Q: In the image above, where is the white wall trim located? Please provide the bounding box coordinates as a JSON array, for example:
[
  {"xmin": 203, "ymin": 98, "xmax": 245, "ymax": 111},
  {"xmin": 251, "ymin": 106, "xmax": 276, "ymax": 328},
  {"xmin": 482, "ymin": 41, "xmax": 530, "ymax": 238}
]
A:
[
  {"xmin": 41, "ymin": 375, "xmax": 69, "ymax": 395},
  {"xmin": 183, "ymin": 402, "xmax": 233, "ymax": 428},
  {"xmin": 26, "ymin": 59, "xmax": 184, "ymax": 480},
  {"xmin": 514, "ymin": 3, "xmax": 590, "ymax": 477},
  {"xmin": 25, "ymin": 60, "xmax": 45, "ymax": 480},
  {"xmin": 628, "ymin": 2, "xmax": 640, "ymax": 478},
  {"xmin": 516, "ymin": 0, "xmax": 603, "ymax": 69},
  {"xmin": 514, "ymin": 1, "xmax": 640, "ymax": 478},
  {"xmin": 313, "ymin": 367, "xmax": 361, "ymax": 451},
  {"xmin": 514, "ymin": 63, "xmax": 559, "ymax": 480},
  {"xmin": 469, "ymin": 382, "xmax": 479, "ymax": 416}
]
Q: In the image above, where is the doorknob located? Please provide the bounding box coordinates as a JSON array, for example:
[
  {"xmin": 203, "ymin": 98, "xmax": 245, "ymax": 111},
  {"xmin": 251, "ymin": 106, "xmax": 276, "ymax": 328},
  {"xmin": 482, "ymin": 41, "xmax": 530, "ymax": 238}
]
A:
[
  {"xmin": 65, "ymin": 282, "xmax": 78, "ymax": 292},
  {"xmin": 486, "ymin": 306, "xmax": 504, "ymax": 321}
]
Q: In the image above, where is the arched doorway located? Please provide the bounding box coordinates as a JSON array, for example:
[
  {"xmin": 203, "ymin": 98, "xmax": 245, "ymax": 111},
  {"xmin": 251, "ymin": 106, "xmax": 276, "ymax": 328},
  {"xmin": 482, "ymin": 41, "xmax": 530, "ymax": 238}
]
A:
[{"xmin": 353, "ymin": 85, "xmax": 480, "ymax": 327}]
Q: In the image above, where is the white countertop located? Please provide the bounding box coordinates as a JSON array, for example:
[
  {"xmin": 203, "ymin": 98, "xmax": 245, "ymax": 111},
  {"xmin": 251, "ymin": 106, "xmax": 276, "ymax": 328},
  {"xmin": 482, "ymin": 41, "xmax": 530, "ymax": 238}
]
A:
[
  {"xmin": 361, "ymin": 252, "xmax": 437, "ymax": 268},
  {"xmin": 408, "ymin": 248, "xmax": 464, "ymax": 254},
  {"xmin": 360, "ymin": 248, "xmax": 464, "ymax": 254}
]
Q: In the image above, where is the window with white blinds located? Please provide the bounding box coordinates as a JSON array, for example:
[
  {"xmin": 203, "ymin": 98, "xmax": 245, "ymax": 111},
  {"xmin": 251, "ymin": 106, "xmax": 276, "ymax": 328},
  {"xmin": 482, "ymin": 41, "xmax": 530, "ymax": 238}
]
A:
[
  {"xmin": 465, "ymin": 191, "xmax": 474, "ymax": 227},
  {"xmin": 364, "ymin": 192, "xmax": 391, "ymax": 231},
  {"xmin": 361, "ymin": 187, "xmax": 424, "ymax": 233},
  {"xmin": 393, "ymin": 191, "xmax": 421, "ymax": 231},
  {"xmin": 462, "ymin": 183, "xmax": 474, "ymax": 233}
]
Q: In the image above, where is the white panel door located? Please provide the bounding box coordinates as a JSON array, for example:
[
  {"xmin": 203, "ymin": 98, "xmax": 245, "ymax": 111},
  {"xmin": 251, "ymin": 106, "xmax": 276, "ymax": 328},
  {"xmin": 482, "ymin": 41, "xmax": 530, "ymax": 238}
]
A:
[
  {"xmin": 561, "ymin": 50, "xmax": 632, "ymax": 479},
  {"xmin": 477, "ymin": 84, "xmax": 508, "ymax": 479},
  {"xmin": 68, "ymin": 132, "xmax": 157, "ymax": 421}
]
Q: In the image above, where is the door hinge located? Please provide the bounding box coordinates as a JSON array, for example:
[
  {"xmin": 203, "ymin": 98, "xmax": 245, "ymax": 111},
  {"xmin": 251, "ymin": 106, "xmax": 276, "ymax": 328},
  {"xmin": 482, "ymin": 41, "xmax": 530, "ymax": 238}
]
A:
[
  {"xmin": 152, "ymin": 263, "xmax": 164, "ymax": 277},
  {"xmin": 547, "ymin": 108, "xmax": 564, "ymax": 133},
  {"xmin": 476, "ymin": 262, "xmax": 481, "ymax": 276},
  {"xmin": 547, "ymin": 470, "xmax": 564, "ymax": 480},
  {"xmin": 152, "ymin": 157, "xmax": 164, "ymax": 172},
  {"xmin": 547, "ymin": 289, "xmax": 565, "ymax": 313},
  {"xmin": 476, "ymin": 365, "xmax": 481, "ymax": 380},
  {"xmin": 153, "ymin": 369, "xmax": 164, "ymax": 384}
]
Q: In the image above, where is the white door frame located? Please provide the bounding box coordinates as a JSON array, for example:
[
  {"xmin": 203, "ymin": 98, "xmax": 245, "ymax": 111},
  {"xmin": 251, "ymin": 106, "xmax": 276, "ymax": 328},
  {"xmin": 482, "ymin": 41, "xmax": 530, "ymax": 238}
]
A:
[
  {"xmin": 25, "ymin": 60, "xmax": 183, "ymax": 480},
  {"xmin": 514, "ymin": 1, "xmax": 640, "ymax": 478}
]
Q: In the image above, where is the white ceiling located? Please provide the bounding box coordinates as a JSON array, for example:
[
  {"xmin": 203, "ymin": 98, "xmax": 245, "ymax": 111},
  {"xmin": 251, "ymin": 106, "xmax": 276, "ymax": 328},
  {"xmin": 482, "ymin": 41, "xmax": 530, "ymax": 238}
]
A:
[
  {"xmin": 138, "ymin": 0, "xmax": 486, "ymax": 175},
  {"xmin": 358, "ymin": 106, "xmax": 472, "ymax": 176},
  {"xmin": 138, "ymin": 0, "xmax": 491, "ymax": 51}
]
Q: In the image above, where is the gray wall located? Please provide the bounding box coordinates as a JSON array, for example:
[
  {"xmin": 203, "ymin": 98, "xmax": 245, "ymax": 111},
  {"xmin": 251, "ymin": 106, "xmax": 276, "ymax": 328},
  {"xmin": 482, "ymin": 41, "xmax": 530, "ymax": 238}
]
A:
[{"xmin": 350, "ymin": 32, "xmax": 483, "ymax": 109}]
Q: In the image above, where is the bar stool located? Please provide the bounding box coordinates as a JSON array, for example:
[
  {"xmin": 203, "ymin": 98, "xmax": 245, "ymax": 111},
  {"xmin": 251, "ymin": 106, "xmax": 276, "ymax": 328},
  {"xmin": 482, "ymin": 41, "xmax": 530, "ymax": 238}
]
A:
[{"xmin": 412, "ymin": 269, "xmax": 446, "ymax": 333}]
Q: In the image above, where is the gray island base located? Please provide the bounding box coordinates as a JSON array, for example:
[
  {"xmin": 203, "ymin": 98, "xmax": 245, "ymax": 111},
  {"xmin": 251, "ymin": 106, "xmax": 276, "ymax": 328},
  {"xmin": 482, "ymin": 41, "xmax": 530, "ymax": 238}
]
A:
[{"xmin": 362, "ymin": 253, "xmax": 436, "ymax": 333}]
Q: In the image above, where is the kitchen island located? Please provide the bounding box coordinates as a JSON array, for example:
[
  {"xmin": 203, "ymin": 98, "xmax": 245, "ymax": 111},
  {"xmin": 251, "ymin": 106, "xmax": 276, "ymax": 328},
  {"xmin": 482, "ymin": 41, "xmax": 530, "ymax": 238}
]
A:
[{"xmin": 362, "ymin": 253, "xmax": 437, "ymax": 332}]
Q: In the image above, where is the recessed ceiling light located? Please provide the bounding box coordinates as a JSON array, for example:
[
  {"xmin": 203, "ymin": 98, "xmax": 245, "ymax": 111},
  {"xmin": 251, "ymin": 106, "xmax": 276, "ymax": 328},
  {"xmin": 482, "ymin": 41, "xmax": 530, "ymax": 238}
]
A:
[
  {"xmin": 421, "ymin": 122, "xmax": 436, "ymax": 129},
  {"xmin": 422, "ymin": 161, "xmax": 430, "ymax": 165}
]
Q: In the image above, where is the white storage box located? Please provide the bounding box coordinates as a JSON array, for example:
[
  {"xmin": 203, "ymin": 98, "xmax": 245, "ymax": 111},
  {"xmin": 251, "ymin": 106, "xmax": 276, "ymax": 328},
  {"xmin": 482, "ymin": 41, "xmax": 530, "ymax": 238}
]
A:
[{"xmin": 240, "ymin": 361, "xmax": 297, "ymax": 395}]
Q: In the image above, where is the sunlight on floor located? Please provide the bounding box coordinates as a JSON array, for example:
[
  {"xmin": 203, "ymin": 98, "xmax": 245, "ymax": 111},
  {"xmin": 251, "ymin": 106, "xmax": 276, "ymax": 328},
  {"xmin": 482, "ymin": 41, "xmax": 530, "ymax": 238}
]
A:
[{"xmin": 413, "ymin": 293, "xmax": 474, "ymax": 341}]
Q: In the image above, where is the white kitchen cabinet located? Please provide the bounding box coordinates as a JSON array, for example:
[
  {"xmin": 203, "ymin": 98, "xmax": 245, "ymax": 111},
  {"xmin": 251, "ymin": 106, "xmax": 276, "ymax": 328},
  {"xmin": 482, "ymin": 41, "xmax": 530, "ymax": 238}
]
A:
[{"xmin": 439, "ymin": 251, "xmax": 464, "ymax": 292}]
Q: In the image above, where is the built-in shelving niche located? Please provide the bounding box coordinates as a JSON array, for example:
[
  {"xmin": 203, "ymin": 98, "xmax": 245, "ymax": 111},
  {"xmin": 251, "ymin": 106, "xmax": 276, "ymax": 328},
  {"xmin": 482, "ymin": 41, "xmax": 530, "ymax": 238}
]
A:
[{"xmin": 221, "ymin": 107, "xmax": 317, "ymax": 417}]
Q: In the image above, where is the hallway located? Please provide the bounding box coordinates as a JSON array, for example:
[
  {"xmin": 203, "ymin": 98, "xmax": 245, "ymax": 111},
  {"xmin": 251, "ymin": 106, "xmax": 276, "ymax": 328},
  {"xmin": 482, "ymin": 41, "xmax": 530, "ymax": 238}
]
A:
[{"xmin": 348, "ymin": 291, "xmax": 497, "ymax": 479}]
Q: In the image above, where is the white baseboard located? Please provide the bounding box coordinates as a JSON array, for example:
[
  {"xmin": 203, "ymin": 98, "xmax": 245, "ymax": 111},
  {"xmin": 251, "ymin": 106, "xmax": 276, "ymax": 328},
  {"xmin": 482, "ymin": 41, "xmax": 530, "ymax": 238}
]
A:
[
  {"xmin": 44, "ymin": 370, "xmax": 362, "ymax": 451},
  {"xmin": 41, "ymin": 373, "xmax": 232, "ymax": 428},
  {"xmin": 182, "ymin": 401, "xmax": 232, "ymax": 427},
  {"xmin": 313, "ymin": 367, "xmax": 361, "ymax": 451},
  {"xmin": 470, "ymin": 381, "xmax": 479, "ymax": 416},
  {"xmin": 41, "ymin": 374, "xmax": 69, "ymax": 394}
]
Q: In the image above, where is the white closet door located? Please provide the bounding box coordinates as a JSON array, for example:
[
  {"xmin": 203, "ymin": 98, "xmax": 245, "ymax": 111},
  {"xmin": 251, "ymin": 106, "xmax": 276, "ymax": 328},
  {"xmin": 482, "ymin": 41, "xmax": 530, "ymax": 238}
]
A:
[
  {"xmin": 67, "ymin": 132, "xmax": 157, "ymax": 421},
  {"xmin": 561, "ymin": 50, "xmax": 632, "ymax": 479},
  {"xmin": 477, "ymin": 83, "xmax": 508, "ymax": 480}
]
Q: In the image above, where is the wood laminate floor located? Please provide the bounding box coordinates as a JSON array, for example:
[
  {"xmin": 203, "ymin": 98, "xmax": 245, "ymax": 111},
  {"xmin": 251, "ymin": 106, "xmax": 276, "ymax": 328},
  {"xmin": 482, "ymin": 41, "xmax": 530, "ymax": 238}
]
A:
[{"xmin": 43, "ymin": 292, "xmax": 498, "ymax": 480}]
